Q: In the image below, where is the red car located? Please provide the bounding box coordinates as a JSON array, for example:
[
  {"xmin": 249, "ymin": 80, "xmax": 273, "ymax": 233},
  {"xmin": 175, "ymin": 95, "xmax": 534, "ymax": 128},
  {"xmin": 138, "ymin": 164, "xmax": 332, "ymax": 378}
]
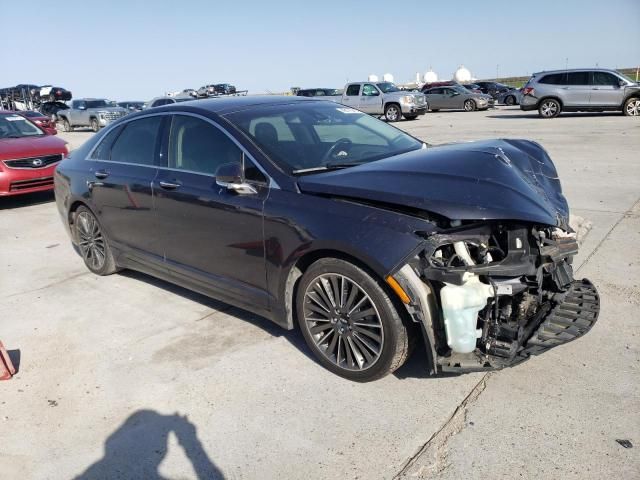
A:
[
  {"xmin": 17, "ymin": 110, "xmax": 57, "ymax": 131},
  {"xmin": 0, "ymin": 111, "xmax": 68, "ymax": 196}
]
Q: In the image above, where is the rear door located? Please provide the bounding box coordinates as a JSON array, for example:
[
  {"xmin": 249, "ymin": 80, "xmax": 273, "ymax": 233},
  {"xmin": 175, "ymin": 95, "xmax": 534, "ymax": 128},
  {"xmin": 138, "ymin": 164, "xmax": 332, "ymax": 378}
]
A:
[
  {"xmin": 341, "ymin": 84, "xmax": 361, "ymax": 108},
  {"xmin": 154, "ymin": 114, "xmax": 270, "ymax": 310},
  {"xmin": 87, "ymin": 115, "xmax": 164, "ymax": 261},
  {"xmin": 590, "ymin": 71, "xmax": 625, "ymax": 107},
  {"xmin": 562, "ymin": 71, "xmax": 591, "ymax": 107}
]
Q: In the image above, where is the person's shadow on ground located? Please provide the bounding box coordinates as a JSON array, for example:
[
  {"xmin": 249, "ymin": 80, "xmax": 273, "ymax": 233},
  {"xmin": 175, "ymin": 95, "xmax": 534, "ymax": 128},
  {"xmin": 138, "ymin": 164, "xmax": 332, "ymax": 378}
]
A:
[{"xmin": 74, "ymin": 410, "xmax": 223, "ymax": 480}]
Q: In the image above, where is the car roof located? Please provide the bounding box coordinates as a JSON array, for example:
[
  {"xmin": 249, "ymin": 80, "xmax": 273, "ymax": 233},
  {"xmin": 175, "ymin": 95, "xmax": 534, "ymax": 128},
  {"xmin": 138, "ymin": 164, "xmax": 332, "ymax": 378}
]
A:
[
  {"xmin": 155, "ymin": 95, "xmax": 315, "ymax": 114},
  {"xmin": 533, "ymin": 68, "xmax": 618, "ymax": 76}
]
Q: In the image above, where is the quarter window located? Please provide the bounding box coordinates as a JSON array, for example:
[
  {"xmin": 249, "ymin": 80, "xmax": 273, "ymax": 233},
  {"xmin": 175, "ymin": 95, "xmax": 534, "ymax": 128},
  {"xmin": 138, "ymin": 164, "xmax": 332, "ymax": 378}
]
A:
[
  {"xmin": 346, "ymin": 84, "xmax": 361, "ymax": 96},
  {"xmin": 539, "ymin": 73, "xmax": 565, "ymax": 85},
  {"xmin": 168, "ymin": 115, "xmax": 242, "ymax": 176},
  {"xmin": 110, "ymin": 116, "xmax": 162, "ymax": 166}
]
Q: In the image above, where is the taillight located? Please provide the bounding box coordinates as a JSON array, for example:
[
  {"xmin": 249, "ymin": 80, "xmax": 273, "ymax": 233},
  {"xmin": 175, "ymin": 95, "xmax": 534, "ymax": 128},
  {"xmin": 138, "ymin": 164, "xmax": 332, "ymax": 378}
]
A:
[{"xmin": 523, "ymin": 87, "xmax": 535, "ymax": 96}]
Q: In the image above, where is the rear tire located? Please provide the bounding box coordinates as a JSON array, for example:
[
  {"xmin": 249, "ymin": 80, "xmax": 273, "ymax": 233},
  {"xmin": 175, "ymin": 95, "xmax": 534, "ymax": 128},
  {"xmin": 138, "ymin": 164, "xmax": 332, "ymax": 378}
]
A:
[
  {"xmin": 464, "ymin": 99, "xmax": 476, "ymax": 111},
  {"xmin": 384, "ymin": 103, "xmax": 401, "ymax": 122},
  {"xmin": 73, "ymin": 206, "xmax": 119, "ymax": 276},
  {"xmin": 623, "ymin": 97, "xmax": 640, "ymax": 116},
  {"xmin": 538, "ymin": 98, "xmax": 561, "ymax": 118},
  {"xmin": 296, "ymin": 258, "xmax": 411, "ymax": 382},
  {"xmin": 90, "ymin": 117, "xmax": 100, "ymax": 132},
  {"xmin": 505, "ymin": 95, "xmax": 516, "ymax": 106}
]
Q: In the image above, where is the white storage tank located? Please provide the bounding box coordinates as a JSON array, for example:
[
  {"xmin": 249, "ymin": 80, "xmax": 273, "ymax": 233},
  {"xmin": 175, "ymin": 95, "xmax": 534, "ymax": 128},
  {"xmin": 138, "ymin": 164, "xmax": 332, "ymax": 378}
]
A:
[
  {"xmin": 453, "ymin": 65, "xmax": 472, "ymax": 83},
  {"xmin": 382, "ymin": 73, "xmax": 394, "ymax": 82},
  {"xmin": 368, "ymin": 74, "xmax": 379, "ymax": 82},
  {"xmin": 423, "ymin": 69, "xmax": 438, "ymax": 83}
]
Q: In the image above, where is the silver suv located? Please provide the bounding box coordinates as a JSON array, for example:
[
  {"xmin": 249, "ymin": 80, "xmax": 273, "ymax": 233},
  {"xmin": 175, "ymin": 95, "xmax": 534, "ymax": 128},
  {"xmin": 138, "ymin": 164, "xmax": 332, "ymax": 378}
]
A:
[{"xmin": 520, "ymin": 68, "xmax": 640, "ymax": 118}]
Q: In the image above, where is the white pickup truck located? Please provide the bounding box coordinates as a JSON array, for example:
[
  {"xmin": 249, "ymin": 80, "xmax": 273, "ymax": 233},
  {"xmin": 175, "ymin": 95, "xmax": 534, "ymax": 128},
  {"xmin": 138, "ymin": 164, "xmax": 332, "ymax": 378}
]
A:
[{"xmin": 335, "ymin": 82, "xmax": 427, "ymax": 121}]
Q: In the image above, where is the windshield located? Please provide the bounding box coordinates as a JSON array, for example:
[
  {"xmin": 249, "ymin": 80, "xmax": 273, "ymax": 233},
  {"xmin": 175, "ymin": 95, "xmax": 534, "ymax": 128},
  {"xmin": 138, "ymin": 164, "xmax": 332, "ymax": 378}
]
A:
[
  {"xmin": 376, "ymin": 82, "xmax": 400, "ymax": 93},
  {"xmin": 0, "ymin": 113, "xmax": 43, "ymax": 139},
  {"xmin": 225, "ymin": 102, "xmax": 423, "ymax": 174},
  {"xmin": 86, "ymin": 100, "xmax": 109, "ymax": 109}
]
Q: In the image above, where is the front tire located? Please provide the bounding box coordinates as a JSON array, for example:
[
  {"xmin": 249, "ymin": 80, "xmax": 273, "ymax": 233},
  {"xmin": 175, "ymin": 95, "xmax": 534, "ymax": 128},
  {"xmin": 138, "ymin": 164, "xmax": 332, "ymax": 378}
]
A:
[
  {"xmin": 90, "ymin": 117, "xmax": 100, "ymax": 132},
  {"xmin": 296, "ymin": 258, "xmax": 410, "ymax": 382},
  {"xmin": 538, "ymin": 98, "xmax": 561, "ymax": 118},
  {"xmin": 61, "ymin": 118, "xmax": 72, "ymax": 132},
  {"xmin": 464, "ymin": 99, "xmax": 476, "ymax": 111},
  {"xmin": 384, "ymin": 103, "xmax": 401, "ymax": 122},
  {"xmin": 623, "ymin": 97, "xmax": 640, "ymax": 116},
  {"xmin": 73, "ymin": 206, "xmax": 118, "ymax": 275}
]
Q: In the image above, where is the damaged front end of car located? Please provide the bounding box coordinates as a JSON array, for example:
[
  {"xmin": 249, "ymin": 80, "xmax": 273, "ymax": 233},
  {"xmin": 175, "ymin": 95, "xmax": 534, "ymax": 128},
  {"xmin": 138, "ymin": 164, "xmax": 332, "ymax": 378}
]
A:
[{"xmin": 391, "ymin": 221, "xmax": 600, "ymax": 373}]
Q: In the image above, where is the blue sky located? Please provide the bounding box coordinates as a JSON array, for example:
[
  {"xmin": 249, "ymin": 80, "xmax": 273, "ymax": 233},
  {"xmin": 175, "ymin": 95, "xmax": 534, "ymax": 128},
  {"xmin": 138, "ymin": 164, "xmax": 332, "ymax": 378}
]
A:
[{"xmin": 4, "ymin": 0, "xmax": 639, "ymax": 100}]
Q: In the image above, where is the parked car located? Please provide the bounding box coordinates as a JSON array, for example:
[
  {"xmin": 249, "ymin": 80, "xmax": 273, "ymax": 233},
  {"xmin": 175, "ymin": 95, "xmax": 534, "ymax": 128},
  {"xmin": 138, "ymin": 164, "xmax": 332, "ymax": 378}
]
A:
[
  {"xmin": 57, "ymin": 99, "xmax": 127, "ymax": 132},
  {"xmin": 197, "ymin": 85, "xmax": 217, "ymax": 97},
  {"xmin": 182, "ymin": 89, "xmax": 198, "ymax": 98},
  {"xmin": 17, "ymin": 110, "xmax": 56, "ymax": 131},
  {"xmin": 423, "ymin": 85, "xmax": 492, "ymax": 111},
  {"xmin": 474, "ymin": 81, "xmax": 513, "ymax": 99},
  {"xmin": 297, "ymin": 88, "xmax": 342, "ymax": 97},
  {"xmin": 117, "ymin": 101, "xmax": 145, "ymax": 112},
  {"xmin": 497, "ymin": 88, "xmax": 522, "ymax": 106},
  {"xmin": 214, "ymin": 84, "xmax": 237, "ymax": 95},
  {"xmin": 40, "ymin": 101, "xmax": 69, "ymax": 122},
  {"xmin": 421, "ymin": 81, "xmax": 459, "ymax": 92},
  {"xmin": 54, "ymin": 96, "xmax": 599, "ymax": 381},
  {"xmin": 38, "ymin": 86, "xmax": 73, "ymax": 102},
  {"xmin": 339, "ymin": 81, "xmax": 427, "ymax": 121},
  {"xmin": 520, "ymin": 68, "xmax": 640, "ymax": 118},
  {"xmin": 0, "ymin": 111, "xmax": 67, "ymax": 196},
  {"xmin": 461, "ymin": 83, "xmax": 483, "ymax": 94},
  {"xmin": 146, "ymin": 96, "xmax": 195, "ymax": 108}
]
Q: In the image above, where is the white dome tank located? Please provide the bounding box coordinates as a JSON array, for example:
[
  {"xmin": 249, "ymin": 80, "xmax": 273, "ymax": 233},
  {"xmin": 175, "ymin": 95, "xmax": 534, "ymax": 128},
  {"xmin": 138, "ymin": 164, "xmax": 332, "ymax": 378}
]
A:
[
  {"xmin": 382, "ymin": 73, "xmax": 394, "ymax": 82},
  {"xmin": 423, "ymin": 69, "xmax": 438, "ymax": 83},
  {"xmin": 368, "ymin": 74, "xmax": 379, "ymax": 82},
  {"xmin": 453, "ymin": 65, "xmax": 472, "ymax": 83}
]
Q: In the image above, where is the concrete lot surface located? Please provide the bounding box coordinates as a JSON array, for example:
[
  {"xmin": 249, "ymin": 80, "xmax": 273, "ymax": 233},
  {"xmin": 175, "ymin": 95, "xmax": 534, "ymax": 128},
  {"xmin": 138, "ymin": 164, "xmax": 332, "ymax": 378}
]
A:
[{"xmin": 1, "ymin": 108, "xmax": 638, "ymax": 479}]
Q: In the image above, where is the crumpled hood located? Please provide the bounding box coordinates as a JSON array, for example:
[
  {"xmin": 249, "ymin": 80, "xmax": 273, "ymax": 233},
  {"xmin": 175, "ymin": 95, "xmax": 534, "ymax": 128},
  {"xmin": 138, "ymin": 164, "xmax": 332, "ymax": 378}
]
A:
[{"xmin": 297, "ymin": 139, "xmax": 570, "ymax": 228}]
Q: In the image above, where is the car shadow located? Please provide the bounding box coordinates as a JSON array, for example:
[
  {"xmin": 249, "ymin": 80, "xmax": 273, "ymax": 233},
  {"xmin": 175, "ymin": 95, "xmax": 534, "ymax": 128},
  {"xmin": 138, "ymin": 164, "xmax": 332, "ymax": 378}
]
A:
[
  {"xmin": 118, "ymin": 270, "xmax": 316, "ymax": 363},
  {"xmin": 119, "ymin": 270, "xmax": 435, "ymax": 380},
  {"xmin": 0, "ymin": 191, "xmax": 55, "ymax": 210},
  {"xmin": 73, "ymin": 409, "xmax": 224, "ymax": 479},
  {"xmin": 487, "ymin": 112, "xmax": 623, "ymax": 119}
]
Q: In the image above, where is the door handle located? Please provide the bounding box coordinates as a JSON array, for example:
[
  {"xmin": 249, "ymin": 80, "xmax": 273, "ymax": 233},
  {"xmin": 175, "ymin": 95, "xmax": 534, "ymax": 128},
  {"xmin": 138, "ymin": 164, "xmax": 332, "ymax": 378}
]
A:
[
  {"xmin": 94, "ymin": 170, "xmax": 109, "ymax": 179},
  {"xmin": 159, "ymin": 180, "xmax": 181, "ymax": 190}
]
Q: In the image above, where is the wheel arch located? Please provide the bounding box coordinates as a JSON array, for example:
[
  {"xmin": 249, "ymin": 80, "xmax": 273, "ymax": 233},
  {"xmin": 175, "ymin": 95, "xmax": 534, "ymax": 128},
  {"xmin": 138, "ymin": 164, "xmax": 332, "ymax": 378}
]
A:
[{"xmin": 537, "ymin": 95, "xmax": 564, "ymax": 108}]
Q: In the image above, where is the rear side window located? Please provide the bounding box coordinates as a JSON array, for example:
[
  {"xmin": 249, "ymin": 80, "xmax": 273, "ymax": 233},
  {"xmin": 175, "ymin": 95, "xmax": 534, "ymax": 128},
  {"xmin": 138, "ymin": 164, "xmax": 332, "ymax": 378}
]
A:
[
  {"xmin": 90, "ymin": 125, "xmax": 124, "ymax": 160},
  {"xmin": 110, "ymin": 116, "xmax": 162, "ymax": 165},
  {"xmin": 567, "ymin": 72, "xmax": 589, "ymax": 85},
  {"xmin": 168, "ymin": 115, "xmax": 242, "ymax": 176},
  {"xmin": 539, "ymin": 73, "xmax": 565, "ymax": 85},
  {"xmin": 345, "ymin": 84, "xmax": 360, "ymax": 96}
]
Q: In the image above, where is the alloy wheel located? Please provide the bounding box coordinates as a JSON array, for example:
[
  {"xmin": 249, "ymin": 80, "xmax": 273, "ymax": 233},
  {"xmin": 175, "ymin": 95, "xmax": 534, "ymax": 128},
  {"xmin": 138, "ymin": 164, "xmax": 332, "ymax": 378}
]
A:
[
  {"xmin": 540, "ymin": 100, "xmax": 559, "ymax": 117},
  {"xmin": 464, "ymin": 99, "xmax": 475, "ymax": 111},
  {"xmin": 76, "ymin": 211, "xmax": 107, "ymax": 271},
  {"xmin": 385, "ymin": 106, "xmax": 400, "ymax": 121},
  {"xmin": 625, "ymin": 99, "xmax": 640, "ymax": 116},
  {"xmin": 302, "ymin": 273, "xmax": 384, "ymax": 371}
]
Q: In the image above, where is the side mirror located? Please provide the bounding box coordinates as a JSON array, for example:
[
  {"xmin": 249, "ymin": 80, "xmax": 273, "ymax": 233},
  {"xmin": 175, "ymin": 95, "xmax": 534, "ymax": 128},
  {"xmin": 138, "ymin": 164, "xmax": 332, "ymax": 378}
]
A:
[
  {"xmin": 78, "ymin": 105, "xmax": 86, "ymax": 110},
  {"xmin": 618, "ymin": 79, "xmax": 626, "ymax": 87},
  {"xmin": 215, "ymin": 162, "xmax": 257, "ymax": 195}
]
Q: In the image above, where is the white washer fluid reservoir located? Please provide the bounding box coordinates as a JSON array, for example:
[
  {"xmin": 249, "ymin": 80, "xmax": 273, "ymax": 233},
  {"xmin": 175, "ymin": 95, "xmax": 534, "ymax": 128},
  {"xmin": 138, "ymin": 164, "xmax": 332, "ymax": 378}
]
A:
[{"xmin": 441, "ymin": 273, "xmax": 494, "ymax": 353}]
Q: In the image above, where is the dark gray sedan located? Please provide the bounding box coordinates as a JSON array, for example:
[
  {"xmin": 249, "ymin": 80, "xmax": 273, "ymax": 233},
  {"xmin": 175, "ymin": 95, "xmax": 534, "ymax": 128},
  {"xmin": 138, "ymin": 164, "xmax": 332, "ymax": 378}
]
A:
[{"xmin": 424, "ymin": 85, "xmax": 492, "ymax": 112}]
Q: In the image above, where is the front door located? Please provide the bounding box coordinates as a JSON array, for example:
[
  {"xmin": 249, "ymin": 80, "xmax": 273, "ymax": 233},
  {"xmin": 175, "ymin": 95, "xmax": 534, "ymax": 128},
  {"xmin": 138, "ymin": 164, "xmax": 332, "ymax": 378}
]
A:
[
  {"xmin": 590, "ymin": 71, "xmax": 625, "ymax": 107},
  {"xmin": 358, "ymin": 84, "xmax": 382, "ymax": 114},
  {"xmin": 87, "ymin": 116, "xmax": 163, "ymax": 261},
  {"xmin": 153, "ymin": 114, "xmax": 269, "ymax": 310}
]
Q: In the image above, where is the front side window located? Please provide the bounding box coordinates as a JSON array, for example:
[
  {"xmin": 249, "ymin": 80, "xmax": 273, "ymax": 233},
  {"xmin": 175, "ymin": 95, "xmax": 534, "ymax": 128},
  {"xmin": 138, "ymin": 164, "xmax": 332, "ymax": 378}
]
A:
[
  {"xmin": 225, "ymin": 102, "xmax": 423, "ymax": 173},
  {"xmin": 592, "ymin": 72, "xmax": 620, "ymax": 86},
  {"xmin": 168, "ymin": 115, "xmax": 242, "ymax": 176},
  {"xmin": 110, "ymin": 116, "xmax": 162, "ymax": 166},
  {"xmin": 345, "ymin": 84, "xmax": 360, "ymax": 96},
  {"xmin": 362, "ymin": 84, "xmax": 378, "ymax": 96}
]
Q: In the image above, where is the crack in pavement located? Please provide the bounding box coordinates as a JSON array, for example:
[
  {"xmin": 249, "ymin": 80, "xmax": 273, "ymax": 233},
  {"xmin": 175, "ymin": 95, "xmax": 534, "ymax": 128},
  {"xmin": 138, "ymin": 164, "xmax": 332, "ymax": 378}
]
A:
[
  {"xmin": 3, "ymin": 271, "xmax": 90, "ymax": 299},
  {"xmin": 394, "ymin": 373, "xmax": 492, "ymax": 478}
]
